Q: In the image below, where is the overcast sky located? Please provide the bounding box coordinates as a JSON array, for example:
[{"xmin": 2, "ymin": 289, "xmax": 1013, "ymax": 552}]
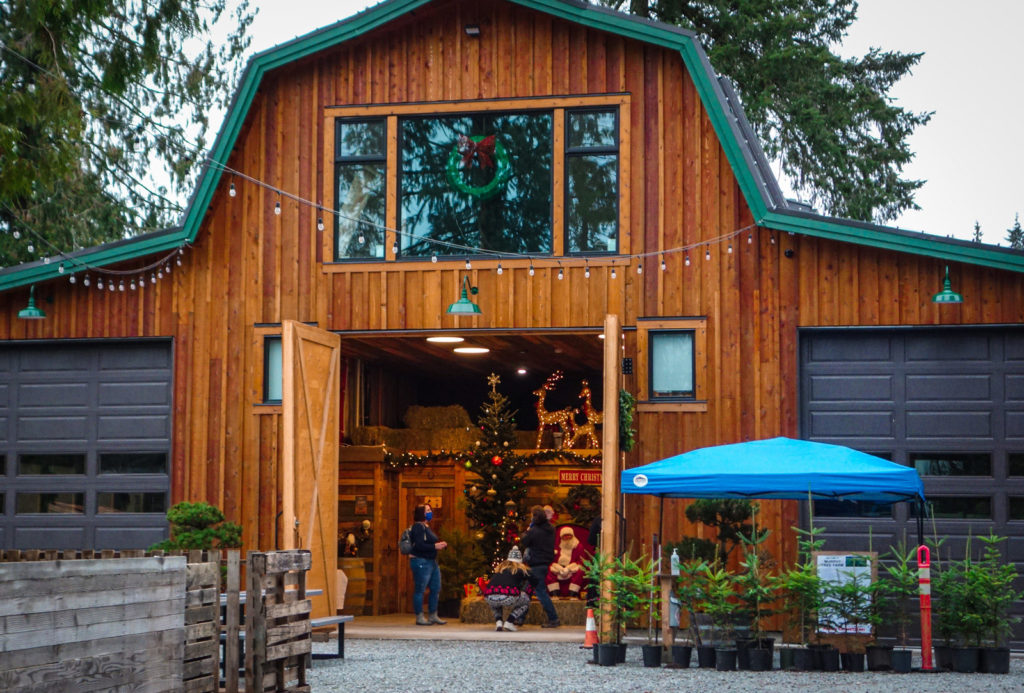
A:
[{"xmin": 237, "ymin": 0, "xmax": 1024, "ymax": 245}]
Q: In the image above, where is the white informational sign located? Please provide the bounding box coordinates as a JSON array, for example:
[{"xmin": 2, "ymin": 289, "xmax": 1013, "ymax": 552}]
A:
[{"xmin": 815, "ymin": 552, "xmax": 874, "ymax": 635}]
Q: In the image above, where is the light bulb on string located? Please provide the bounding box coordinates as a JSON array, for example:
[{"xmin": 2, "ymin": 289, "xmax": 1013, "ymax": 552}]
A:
[
  {"xmin": 557, "ymin": 267, "xmax": 564, "ymax": 280},
  {"xmin": 118, "ymin": 281, "xmax": 124, "ymax": 292},
  {"xmin": 611, "ymin": 267, "xmax": 617, "ymax": 279},
  {"xmin": 43, "ymin": 257, "xmax": 50, "ymax": 264},
  {"xmin": 727, "ymin": 244, "xmax": 733, "ymax": 254},
  {"xmin": 431, "ymin": 252, "xmax": 437, "ymax": 263},
  {"xmin": 109, "ymin": 282, "xmax": 115, "ymax": 292},
  {"xmin": 747, "ymin": 233, "xmax": 753, "ymax": 244},
  {"xmin": 58, "ymin": 264, "xmax": 65, "ymax": 274},
  {"xmin": 317, "ymin": 217, "xmax": 324, "ymax": 231},
  {"xmin": 465, "ymin": 259, "xmax": 472, "ymax": 270},
  {"xmin": 496, "ymin": 263, "xmax": 503, "ymax": 275},
  {"xmin": 661, "ymin": 256, "xmax": 667, "ymax": 272},
  {"xmin": 637, "ymin": 262, "xmax": 643, "ymax": 275},
  {"xmin": 685, "ymin": 255, "xmax": 691, "ymax": 267},
  {"xmin": 392, "ymin": 240, "xmax": 399, "ymax": 255},
  {"xmin": 176, "ymin": 256, "xmax": 182, "ymax": 266},
  {"xmin": 705, "ymin": 248, "xmax": 711, "ymax": 261},
  {"xmin": 26, "ymin": 244, "xmax": 34, "ymax": 254},
  {"xmin": 229, "ymin": 180, "xmax": 236, "ymax": 197},
  {"xmin": 157, "ymin": 269, "xmax": 163, "ymax": 279},
  {"xmin": 528, "ymin": 264, "xmax": 535, "ymax": 276},
  {"xmin": 130, "ymin": 279, "xmax": 137, "ymax": 291},
  {"xmin": 12, "ymin": 231, "xmax": 19, "ymax": 240},
  {"xmin": 274, "ymin": 200, "xmax": 281, "ymax": 215},
  {"xmin": 83, "ymin": 275, "xmax": 90, "ymax": 286},
  {"xmin": 584, "ymin": 264, "xmax": 590, "ymax": 279},
  {"xmin": 69, "ymin": 274, "xmax": 77, "ymax": 284},
  {"xmin": 358, "ymin": 231, "xmax": 365, "ymax": 245},
  {"xmin": 770, "ymin": 235, "xmax": 776, "ymax": 245},
  {"xmin": 151, "ymin": 274, "xmax": 156, "ymax": 285},
  {"xmin": 97, "ymin": 278, "xmax": 104, "ymax": 290}
]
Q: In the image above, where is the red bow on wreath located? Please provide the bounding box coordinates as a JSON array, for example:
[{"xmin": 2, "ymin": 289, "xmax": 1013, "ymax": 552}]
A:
[{"xmin": 457, "ymin": 134, "xmax": 496, "ymax": 170}]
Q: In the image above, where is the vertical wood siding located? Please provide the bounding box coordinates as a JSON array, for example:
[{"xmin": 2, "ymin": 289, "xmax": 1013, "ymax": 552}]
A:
[{"xmin": 0, "ymin": 0, "xmax": 1021, "ymax": 571}]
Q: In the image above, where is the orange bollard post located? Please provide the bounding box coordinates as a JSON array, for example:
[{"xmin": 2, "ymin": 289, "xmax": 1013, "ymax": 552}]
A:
[{"xmin": 918, "ymin": 544, "xmax": 933, "ymax": 670}]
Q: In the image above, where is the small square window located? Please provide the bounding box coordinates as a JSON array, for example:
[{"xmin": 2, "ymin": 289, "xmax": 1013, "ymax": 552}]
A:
[
  {"xmin": 649, "ymin": 331, "xmax": 695, "ymax": 399},
  {"xmin": 264, "ymin": 335, "xmax": 282, "ymax": 403}
]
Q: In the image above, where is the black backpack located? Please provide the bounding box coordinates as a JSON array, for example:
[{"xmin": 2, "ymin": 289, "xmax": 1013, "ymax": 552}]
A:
[{"xmin": 399, "ymin": 526, "xmax": 413, "ymax": 555}]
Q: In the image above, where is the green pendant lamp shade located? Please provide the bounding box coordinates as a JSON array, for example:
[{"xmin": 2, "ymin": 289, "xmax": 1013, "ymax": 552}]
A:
[
  {"xmin": 447, "ymin": 275, "xmax": 481, "ymax": 315},
  {"xmin": 931, "ymin": 266, "xmax": 963, "ymax": 304},
  {"xmin": 18, "ymin": 285, "xmax": 46, "ymax": 320}
]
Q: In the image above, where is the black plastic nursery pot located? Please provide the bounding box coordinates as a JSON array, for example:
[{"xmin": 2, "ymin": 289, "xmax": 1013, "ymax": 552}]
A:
[
  {"xmin": 979, "ymin": 646, "xmax": 1010, "ymax": 674},
  {"xmin": 597, "ymin": 643, "xmax": 618, "ymax": 667},
  {"xmin": 933, "ymin": 645, "xmax": 954, "ymax": 671},
  {"xmin": 891, "ymin": 648, "xmax": 912, "ymax": 673},
  {"xmin": 748, "ymin": 647, "xmax": 772, "ymax": 671},
  {"xmin": 793, "ymin": 648, "xmax": 816, "ymax": 671},
  {"xmin": 840, "ymin": 652, "xmax": 865, "ymax": 672},
  {"xmin": 615, "ymin": 643, "xmax": 627, "ymax": 663},
  {"xmin": 865, "ymin": 644, "xmax": 892, "ymax": 671},
  {"xmin": 671, "ymin": 644, "xmax": 692, "ymax": 668},
  {"xmin": 952, "ymin": 646, "xmax": 979, "ymax": 673},
  {"xmin": 816, "ymin": 646, "xmax": 840, "ymax": 672},
  {"xmin": 714, "ymin": 647, "xmax": 738, "ymax": 671},
  {"xmin": 778, "ymin": 647, "xmax": 796, "ymax": 670},
  {"xmin": 641, "ymin": 644, "xmax": 662, "ymax": 668},
  {"xmin": 696, "ymin": 645, "xmax": 716, "ymax": 668}
]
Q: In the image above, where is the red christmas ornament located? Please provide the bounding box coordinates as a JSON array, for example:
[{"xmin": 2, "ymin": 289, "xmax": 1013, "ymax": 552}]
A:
[{"xmin": 491, "ymin": 455, "xmax": 503, "ymax": 466}]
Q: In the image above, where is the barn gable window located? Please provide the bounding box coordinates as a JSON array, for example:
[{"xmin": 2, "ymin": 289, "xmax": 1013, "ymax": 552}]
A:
[
  {"xmin": 636, "ymin": 317, "xmax": 708, "ymax": 413},
  {"xmin": 328, "ymin": 96, "xmax": 627, "ymax": 263}
]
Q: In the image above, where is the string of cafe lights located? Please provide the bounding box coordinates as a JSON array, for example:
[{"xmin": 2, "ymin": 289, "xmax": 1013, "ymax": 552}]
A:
[{"xmin": 210, "ymin": 158, "xmax": 773, "ymax": 275}]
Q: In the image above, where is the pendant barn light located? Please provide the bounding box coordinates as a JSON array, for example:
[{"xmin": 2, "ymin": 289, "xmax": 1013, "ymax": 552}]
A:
[
  {"xmin": 18, "ymin": 285, "xmax": 45, "ymax": 320},
  {"xmin": 931, "ymin": 266, "xmax": 963, "ymax": 304},
  {"xmin": 447, "ymin": 275, "xmax": 481, "ymax": 315}
]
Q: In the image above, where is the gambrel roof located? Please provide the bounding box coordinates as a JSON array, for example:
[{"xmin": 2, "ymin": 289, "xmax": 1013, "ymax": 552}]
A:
[{"xmin": 3, "ymin": 0, "xmax": 1022, "ymax": 291}]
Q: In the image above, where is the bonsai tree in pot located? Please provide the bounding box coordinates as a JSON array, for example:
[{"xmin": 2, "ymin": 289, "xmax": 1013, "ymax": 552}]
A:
[{"xmin": 685, "ymin": 498, "xmax": 765, "ymax": 564}]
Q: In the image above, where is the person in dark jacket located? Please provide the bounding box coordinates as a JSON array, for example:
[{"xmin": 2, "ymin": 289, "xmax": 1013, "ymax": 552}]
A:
[
  {"xmin": 481, "ymin": 545, "xmax": 534, "ymax": 631},
  {"xmin": 520, "ymin": 505, "xmax": 560, "ymax": 627},
  {"xmin": 409, "ymin": 503, "xmax": 448, "ymax": 626}
]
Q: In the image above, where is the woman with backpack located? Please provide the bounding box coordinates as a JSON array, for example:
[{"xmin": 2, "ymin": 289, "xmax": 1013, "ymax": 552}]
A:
[{"xmin": 409, "ymin": 503, "xmax": 448, "ymax": 626}]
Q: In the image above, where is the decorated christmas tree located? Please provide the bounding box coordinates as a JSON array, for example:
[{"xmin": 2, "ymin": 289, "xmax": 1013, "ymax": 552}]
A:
[{"xmin": 463, "ymin": 373, "xmax": 530, "ymax": 564}]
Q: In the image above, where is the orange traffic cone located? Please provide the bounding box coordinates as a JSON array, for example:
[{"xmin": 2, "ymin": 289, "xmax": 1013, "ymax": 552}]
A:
[{"xmin": 581, "ymin": 608, "xmax": 599, "ymax": 649}]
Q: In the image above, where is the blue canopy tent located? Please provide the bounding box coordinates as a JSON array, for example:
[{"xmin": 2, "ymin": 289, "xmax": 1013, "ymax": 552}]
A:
[{"xmin": 621, "ymin": 437, "xmax": 925, "ymax": 503}]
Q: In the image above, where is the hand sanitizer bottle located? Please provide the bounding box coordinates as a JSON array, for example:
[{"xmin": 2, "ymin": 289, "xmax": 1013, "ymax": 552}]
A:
[{"xmin": 670, "ymin": 548, "xmax": 680, "ymax": 576}]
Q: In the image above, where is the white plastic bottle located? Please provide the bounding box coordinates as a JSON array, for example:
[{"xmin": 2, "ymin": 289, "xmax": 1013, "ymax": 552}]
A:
[{"xmin": 670, "ymin": 548, "xmax": 680, "ymax": 576}]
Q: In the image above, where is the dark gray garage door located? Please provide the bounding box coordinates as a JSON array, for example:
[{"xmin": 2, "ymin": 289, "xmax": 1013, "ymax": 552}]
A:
[
  {"xmin": 800, "ymin": 326, "xmax": 1024, "ymax": 642},
  {"xmin": 0, "ymin": 340, "xmax": 172, "ymax": 550}
]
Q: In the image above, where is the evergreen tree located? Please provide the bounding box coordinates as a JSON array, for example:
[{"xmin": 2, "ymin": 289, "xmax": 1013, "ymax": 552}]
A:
[
  {"xmin": 973, "ymin": 221, "xmax": 983, "ymax": 243},
  {"xmin": 0, "ymin": 0, "xmax": 254, "ymax": 266},
  {"xmin": 462, "ymin": 373, "xmax": 530, "ymax": 564},
  {"xmin": 1006, "ymin": 213, "xmax": 1023, "ymax": 250},
  {"xmin": 613, "ymin": 0, "xmax": 931, "ymax": 223}
]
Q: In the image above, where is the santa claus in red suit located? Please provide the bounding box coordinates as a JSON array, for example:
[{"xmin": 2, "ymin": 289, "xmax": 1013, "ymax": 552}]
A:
[{"xmin": 545, "ymin": 526, "xmax": 587, "ymax": 597}]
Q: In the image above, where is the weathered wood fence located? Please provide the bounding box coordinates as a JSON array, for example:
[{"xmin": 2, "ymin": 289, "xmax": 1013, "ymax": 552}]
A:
[{"xmin": 0, "ymin": 549, "xmax": 314, "ymax": 693}]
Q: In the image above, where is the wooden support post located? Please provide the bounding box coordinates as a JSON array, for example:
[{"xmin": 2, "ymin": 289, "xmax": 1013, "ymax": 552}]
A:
[{"xmin": 600, "ymin": 313, "xmax": 621, "ymax": 642}]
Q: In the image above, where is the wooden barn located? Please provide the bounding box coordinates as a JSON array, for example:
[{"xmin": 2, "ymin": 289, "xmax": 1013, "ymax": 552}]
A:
[{"xmin": 2, "ymin": 0, "xmax": 1024, "ymax": 624}]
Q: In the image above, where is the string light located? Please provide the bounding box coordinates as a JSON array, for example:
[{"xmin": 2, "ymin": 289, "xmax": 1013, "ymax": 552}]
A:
[
  {"xmin": 528, "ymin": 264, "xmax": 535, "ymax": 276},
  {"xmin": 727, "ymin": 244, "xmax": 733, "ymax": 254},
  {"xmin": 705, "ymin": 248, "xmax": 711, "ymax": 261},
  {"xmin": 637, "ymin": 263, "xmax": 643, "ymax": 275},
  {"xmin": 97, "ymin": 278, "xmax": 104, "ymax": 290},
  {"xmin": 317, "ymin": 217, "xmax": 324, "ymax": 231},
  {"xmin": 26, "ymin": 244, "xmax": 34, "ymax": 254},
  {"xmin": 661, "ymin": 256, "xmax": 667, "ymax": 272},
  {"xmin": 496, "ymin": 263, "xmax": 503, "ymax": 275},
  {"xmin": 130, "ymin": 279, "xmax": 137, "ymax": 290},
  {"xmin": 69, "ymin": 274, "xmax": 77, "ymax": 284},
  {"xmin": 684, "ymin": 255, "xmax": 691, "ymax": 267},
  {"xmin": 12, "ymin": 231, "xmax": 19, "ymax": 240},
  {"xmin": 431, "ymin": 252, "xmax": 438, "ymax": 263},
  {"xmin": 557, "ymin": 267, "xmax": 564, "ymax": 280},
  {"xmin": 118, "ymin": 281, "xmax": 125, "ymax": 291},
  {"xmin": 770, "ymin": 234, "xmax": 776, "ymax": 245},
  {"xmin": 748, "ymin": 233, "xmax": 753, "ymax": 244},
  {"xmin": 274, "ymin": 200, "xmax": 281, "ymax": 215},
  {"xmin": 465, "ymin": 259, "xmax": 472, "ymax": 270},
  {"xmin": 584, "ymin": 263, "xmax": 590, "ymax": 279},
  {"xmin": 58, "ymin": 264, "xmax": 65, "ymax": 274},
  {"xmin": 150, "ymin": 274, "xmax": 156, "ymax": 285},
  {"xmin": 358, "ymin": 231, "xmax": 365, "ymax": 244},
  {"xmin": 611, "ymin": 267, "xmax": 617, "ymax": 279},
  {"xmin": 229, "ymin": 181, "xmax": 236, "ymax": 197},
  {"xmin": 392, "ymin": 240, "xmax": 399, "ymax": 255}
]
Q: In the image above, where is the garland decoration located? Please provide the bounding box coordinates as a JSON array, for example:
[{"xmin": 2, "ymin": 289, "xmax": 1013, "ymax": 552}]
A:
[
  {"xmin": 619, "ymin": 388, "xmax": 637, "ymax": 453},
  {"xmin": 446, "ymin": 134, "xmax": 511, "ymax": 199},
  {"xmin": 383, "ymin": 447, "xmax": 601, "ymax": 470}
]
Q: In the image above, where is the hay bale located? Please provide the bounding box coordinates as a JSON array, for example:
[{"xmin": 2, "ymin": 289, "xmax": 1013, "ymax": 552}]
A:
[
  {"xmin": 351, "ymin": 426, "xmax": 391, "ymax": 445},
  {"xmin": 459, "ymin": 595, "xmax": 587, "ymax": 625},
  {"xmin": 404, "ymin": 405, "xmax": 473, "ymax": 429}
]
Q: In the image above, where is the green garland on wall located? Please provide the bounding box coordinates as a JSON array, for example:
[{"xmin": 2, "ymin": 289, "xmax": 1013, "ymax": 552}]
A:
[{"xmin": 383, "ymin": 447, "xmax": 601, "ymax": 471}]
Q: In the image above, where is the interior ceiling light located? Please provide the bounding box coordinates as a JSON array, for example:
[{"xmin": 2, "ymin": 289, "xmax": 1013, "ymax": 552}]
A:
[
  {"xmin": 453, "ymin": 346, "xmax": 489, "ymax": 354},
  {"xmin": 516, "ymin": 367, "xmax": 527, "ymax": 375},
  {"xmin": 426, "ymin": 336, "xmax": 464, "ymax": 343}
]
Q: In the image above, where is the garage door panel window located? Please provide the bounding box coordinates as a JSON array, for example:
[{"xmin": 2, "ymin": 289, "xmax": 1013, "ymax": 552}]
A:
[
  {"xmin": 97, "ymin": 492, "xmax": 166, "ymax": 514},
  {"xmin": 99, "ymin": 452, "xmax": 167, "ymax": 475},
  {"xmin": 1009, "ymin": 454, "xmax": 1024, "ymax": 477},
  {"xmin": 1009, "ymin": 497, "xmax": 1024, "ymax": 521},
  {"xmin": 813, "ymin": 500, "xmax": 893, "ymax": 518},
  {"xmin": 18, "ymin": 453, "xmax": 86, "ymax": 475},
  {"xmin": 910, "ymin": 453, "xmax": 991, "ymax": 476},
  {"xmin": 16, "ymin": 492, "xmax": 84, "ymax": 514},
  {"xmin": 912, "ymin": 497, "xmax": 992, "ymax": 520}
]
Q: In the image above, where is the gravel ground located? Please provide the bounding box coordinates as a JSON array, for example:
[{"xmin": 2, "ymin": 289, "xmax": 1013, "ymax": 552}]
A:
[{"xmin": 308, "ymin": 640, "xmax": 1024, "ymax": 693}]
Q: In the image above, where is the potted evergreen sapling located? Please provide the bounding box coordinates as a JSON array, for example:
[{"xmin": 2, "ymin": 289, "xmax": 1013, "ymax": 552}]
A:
[
  {"xmin": 698, "ymin": 564, "xmax": 739, "ymax": 671},
  {"xmin": 435, "ymin": 528, "xmax": 488, "ymax": 618},
  {"xmin": 976, "ymin": 532, "xmax": 1020, "ymax": 674},
  {"xmin": 873, "ymin": 538, "xmax": 918, "ymax": 672},
  {"xmin": 775, "ymin": 524, "xmax": 826, "ymax": 670},
  {"xmin": 623, "ymin": 553, "xmax": 663, "ymax": 667},
  {"xmin": 947, "ymin": 536, "xmax": 987, "ymax": 673},
  {"xmin": 734, "ymin": 526, "xmax": 776, "ymax": 670},
  {"xmin": 583, "ymin": 551, "xmax": 627, "ymax": 666},
  {"xmin": 672, "ymin": 556, "xmax": 709, "ymax": 668},
  {"xmin": 826, "ymin": 559, "xmax": 873, "ymax": 672}
]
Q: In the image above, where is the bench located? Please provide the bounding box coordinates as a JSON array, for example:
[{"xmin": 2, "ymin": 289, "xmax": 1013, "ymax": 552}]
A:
[{"xmin": 310, "ymin": 615, "xmax": 355, "ymax": 660}]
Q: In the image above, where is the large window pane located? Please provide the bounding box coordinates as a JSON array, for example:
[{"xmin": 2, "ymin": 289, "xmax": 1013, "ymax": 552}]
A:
[
  {"xmin": 19, "ymin": 454, "xmax": 85, "ymax": 475},
  {"xmin": 335, "ymin": 119, "xmax": 386, "ymax": 260},
  {"xmin": 264, "ymin": 335, "xmax": 282, "ymax": 403},
  {"xmin": 97, "ymin": 492, "xmax": 167, "ymax": 514},
  {"xmin": 567, "ymin": 155, "xmax": 617, "ymax": 253},
  {"xmin": 99, "ymin": 453, "xmax": 167, "ymax": 475},
  {"xmin": 16, "ymin": 492, "xmax": 84, "ymax": 514},
  {"xmin": 650, "ymin": 331, "xmax": 695, "ymax": 398},
  {"xmin": 400, "ymin": 112, "xmax": 553, "ymax": 256},
  {"xmin": 814, "ymin": 500, "xmax": 893, "ymax": 518},
  {"xmin": 910, "ymin": 453, "xmax": 990, "ymax": 476}
]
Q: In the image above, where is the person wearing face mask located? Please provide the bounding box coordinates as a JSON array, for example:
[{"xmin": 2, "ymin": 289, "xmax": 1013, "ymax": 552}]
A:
[{"xmin": 410, "ymin": 503, "xmax": 448, "ymax": 626}]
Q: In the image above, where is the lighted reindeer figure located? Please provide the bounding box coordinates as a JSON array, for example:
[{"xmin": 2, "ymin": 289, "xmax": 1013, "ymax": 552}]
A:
[
  {"xmin": 567, "ymin": 379, "xmax": 603, "ymax": 449},
  {"xmin": 533, "ymin": 371, "xmax": 576, "ymax": 449}
]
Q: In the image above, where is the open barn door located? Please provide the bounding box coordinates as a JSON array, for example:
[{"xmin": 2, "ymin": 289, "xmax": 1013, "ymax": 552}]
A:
[{"xmin": 282, "ymin": 320, "xmax": 340, "ymax": 618}]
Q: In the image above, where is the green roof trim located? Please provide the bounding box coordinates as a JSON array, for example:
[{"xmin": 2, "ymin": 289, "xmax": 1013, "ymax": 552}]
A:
[{"xmin": 2, "ymin": 0, "xmax": 1023, "ymax": 292}]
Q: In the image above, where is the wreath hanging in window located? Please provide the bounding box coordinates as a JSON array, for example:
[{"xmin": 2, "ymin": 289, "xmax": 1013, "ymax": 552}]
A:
[{"xmin": 446, "ymin": 134, "xmax": 511, "ymax": 199}]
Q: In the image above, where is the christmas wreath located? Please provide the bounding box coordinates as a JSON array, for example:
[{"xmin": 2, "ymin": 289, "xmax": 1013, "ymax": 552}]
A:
[
  {"xmin": 446, "ymin": 134, "xmax": 511, "ymax": 199},
  {"xmin": 564, "ymin": 484, "xmax": 601, "ymax": 528}
]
